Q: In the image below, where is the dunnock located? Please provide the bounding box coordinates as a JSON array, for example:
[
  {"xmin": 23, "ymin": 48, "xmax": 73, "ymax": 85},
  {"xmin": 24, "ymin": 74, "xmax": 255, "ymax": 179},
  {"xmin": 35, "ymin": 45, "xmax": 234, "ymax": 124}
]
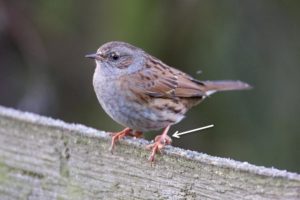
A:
[{"xmin": 86, "ymin": 41, "xmax": 251, "ymax": 162}]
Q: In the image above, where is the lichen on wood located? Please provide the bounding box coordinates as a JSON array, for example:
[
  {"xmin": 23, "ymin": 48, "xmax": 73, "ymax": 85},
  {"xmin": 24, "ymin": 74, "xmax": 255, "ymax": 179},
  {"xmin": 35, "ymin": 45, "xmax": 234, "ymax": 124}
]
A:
[{"xmin": 0, "ymin": 106, "xmax": 299, "ymax": 200}]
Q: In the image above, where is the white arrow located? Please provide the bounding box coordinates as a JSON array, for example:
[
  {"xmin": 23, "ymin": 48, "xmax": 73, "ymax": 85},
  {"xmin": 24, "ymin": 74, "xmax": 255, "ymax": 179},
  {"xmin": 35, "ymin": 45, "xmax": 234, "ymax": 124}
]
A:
[{"xmin": 172, "ymin": 124, "xmax": 214, "ymax": 139}]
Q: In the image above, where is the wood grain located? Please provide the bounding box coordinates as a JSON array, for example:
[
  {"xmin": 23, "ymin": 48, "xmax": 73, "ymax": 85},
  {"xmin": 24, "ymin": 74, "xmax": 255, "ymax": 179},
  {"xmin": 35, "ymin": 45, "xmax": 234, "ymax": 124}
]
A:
[{"xmin": 0, "ymin": 106, "xmax": 299, "ymax": 200}]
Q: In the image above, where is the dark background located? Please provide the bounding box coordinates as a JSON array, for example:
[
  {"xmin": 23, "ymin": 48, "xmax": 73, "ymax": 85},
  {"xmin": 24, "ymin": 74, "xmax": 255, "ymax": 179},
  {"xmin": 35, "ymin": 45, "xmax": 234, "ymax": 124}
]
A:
[{"xmin": 0, "ymin": 1, "xmax": 299, "ymax": 172}]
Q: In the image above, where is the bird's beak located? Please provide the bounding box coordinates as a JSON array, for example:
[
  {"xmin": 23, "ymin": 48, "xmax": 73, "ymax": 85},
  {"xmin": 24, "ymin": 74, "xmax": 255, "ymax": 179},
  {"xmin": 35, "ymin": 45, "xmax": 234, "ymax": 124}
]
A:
[
  {"xmin": 85, "ymin": 53, "xmax": 104, "ymax": 60},
  {"xmin": 85, "ymin": 53, "xmax": 100, "ymax": 59}
]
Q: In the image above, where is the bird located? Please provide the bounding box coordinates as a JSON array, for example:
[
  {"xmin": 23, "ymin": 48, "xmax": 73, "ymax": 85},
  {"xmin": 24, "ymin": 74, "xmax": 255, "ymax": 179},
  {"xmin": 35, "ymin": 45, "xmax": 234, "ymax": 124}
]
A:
[{"xmin": 86, "ymin": 41, "xmax": 251, "ymax": 162}]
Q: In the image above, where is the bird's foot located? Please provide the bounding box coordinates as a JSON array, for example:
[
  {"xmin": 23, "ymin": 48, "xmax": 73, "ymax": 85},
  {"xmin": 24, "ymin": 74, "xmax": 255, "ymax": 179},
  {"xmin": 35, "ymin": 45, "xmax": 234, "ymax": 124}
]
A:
[
  {"xmin": 109, "ymin": 128, "xmax": 143, "ymax": 153},
  {"xmin": 109, "ymin": 128, "xmax": 131, "ymax": 153},
  {"xmin": 146, "ymin": 125, "xmax": 172, "ymax": 164}
]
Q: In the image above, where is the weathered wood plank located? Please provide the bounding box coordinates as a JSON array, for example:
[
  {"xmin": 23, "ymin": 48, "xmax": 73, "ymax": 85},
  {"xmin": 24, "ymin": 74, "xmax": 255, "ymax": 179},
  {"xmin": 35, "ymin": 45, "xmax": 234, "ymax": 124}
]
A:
[{"xmin": 0, "ymin": 105, "xmax": 299, "ymax": 200}]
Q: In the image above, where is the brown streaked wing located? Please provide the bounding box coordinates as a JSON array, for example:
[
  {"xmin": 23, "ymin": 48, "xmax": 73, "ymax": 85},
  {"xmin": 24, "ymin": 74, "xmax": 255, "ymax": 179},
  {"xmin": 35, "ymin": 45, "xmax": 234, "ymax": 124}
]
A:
[{"xmin": 126, "ymin": 57, "xmax": 206, "ymax": 99}]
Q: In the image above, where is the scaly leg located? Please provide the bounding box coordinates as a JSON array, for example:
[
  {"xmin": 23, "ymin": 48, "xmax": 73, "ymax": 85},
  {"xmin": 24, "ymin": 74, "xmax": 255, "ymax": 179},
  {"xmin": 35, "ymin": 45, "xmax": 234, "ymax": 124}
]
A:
[
  {"xmin": 110, "ymin": 128, "xmax": 143, "ymax": 153},
  {"xmin": 146, "ymin": 125, "xmax": 172, "ymax": 163},
  {"xmin": 110, "ymin": 128, "xmax": 132, "ymax": 153}
]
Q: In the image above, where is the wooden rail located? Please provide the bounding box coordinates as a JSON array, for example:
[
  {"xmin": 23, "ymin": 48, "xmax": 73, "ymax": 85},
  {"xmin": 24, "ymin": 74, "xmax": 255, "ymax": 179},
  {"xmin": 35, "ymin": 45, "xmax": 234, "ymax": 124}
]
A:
[{"xmin": 0, "ymin": 106, "xmax": 299, "ymax": 200}]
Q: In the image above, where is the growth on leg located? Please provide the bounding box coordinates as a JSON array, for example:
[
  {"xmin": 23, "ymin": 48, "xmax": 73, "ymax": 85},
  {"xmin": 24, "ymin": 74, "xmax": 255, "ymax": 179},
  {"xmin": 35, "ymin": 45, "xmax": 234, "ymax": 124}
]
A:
[{"xmin": 146, "ymin": 125, "xmax": 172, "ymax": 163}]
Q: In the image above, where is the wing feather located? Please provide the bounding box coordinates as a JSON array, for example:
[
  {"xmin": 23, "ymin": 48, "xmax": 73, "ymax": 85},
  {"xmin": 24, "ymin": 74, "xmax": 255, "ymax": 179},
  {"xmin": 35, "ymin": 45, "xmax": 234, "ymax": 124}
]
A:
[{"xmin": 125, "ymin": 59, "xmax": 205, "ymax": 99}]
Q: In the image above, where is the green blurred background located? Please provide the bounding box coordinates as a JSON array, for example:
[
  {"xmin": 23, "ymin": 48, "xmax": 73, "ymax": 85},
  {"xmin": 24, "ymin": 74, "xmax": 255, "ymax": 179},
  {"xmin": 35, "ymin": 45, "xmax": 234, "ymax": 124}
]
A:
[{"xmin": 0, "ymin": 0, "xmax": 299, "ymax": 172}]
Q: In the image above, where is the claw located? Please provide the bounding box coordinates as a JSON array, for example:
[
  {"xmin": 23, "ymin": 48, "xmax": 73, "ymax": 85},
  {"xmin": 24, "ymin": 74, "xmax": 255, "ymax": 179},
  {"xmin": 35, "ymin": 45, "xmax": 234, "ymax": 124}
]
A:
[{"xmin": 109, "ymin": 128, "xmax": 132, "ymax": 153}]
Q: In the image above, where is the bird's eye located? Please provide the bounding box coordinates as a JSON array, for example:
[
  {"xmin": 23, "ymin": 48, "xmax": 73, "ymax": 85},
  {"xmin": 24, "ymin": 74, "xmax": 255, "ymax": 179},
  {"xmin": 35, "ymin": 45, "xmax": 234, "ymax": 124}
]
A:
[{"xmin": 109, "ymin": 52, "xmax": 120, "ymax": 61}]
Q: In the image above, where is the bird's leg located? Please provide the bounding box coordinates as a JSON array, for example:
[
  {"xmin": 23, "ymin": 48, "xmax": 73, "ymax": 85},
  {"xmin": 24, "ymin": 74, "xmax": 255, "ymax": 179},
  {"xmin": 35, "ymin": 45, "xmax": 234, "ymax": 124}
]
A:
[
  {"xmin": 110, "ymin": 128, "xmax": 144, "ymax": 153},
  {"xmin": 146, "ymin": 125, "xmax": 172, "ymax": 163},
  {"xmin": 109, "ymin": 127, "xmax": 132, "ymax": 153}
]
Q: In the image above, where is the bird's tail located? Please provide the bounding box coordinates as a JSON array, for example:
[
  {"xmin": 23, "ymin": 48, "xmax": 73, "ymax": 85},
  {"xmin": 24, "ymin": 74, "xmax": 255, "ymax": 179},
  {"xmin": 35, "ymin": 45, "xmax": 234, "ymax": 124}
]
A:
[{"xmin": 202, "ymin": 80, "xmax": 252, "ymax": 96}]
